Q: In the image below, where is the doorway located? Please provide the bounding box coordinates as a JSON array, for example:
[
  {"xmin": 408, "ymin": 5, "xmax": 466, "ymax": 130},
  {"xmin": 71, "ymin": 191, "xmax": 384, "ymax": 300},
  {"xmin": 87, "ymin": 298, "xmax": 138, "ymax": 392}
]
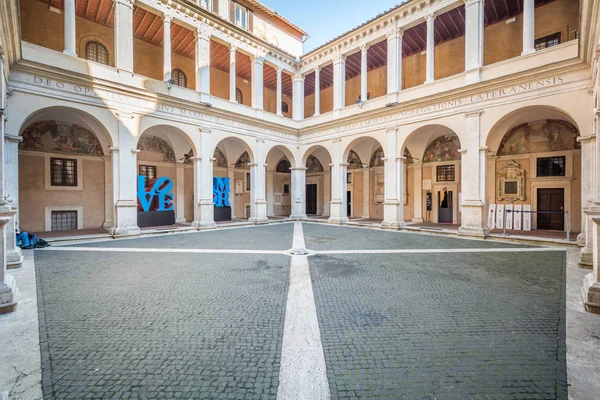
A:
[
  {"xmin": 347, "ymin": 191, "xmax": 352, "ymax": 217},
  {"xmin": 537, "ymin": 188, "xmax": 564, "ymax": 230},
  {"xmin": 306, "ymin": 184, "xmax": 317, "ymax": 215},
  {"xmin": 438, "ymin": 190, "xmax": 453, "ymax": 223}
]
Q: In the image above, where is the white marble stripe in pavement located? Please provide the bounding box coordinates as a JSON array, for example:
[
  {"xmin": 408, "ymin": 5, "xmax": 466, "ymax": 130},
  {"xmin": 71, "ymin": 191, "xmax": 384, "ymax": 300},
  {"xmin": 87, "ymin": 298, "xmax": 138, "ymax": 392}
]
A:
[
  {"xmin": 277, "ymin": 223, "xmax": 330, "ymax": 400},
  {"xmin": 41, "ymin": 247, "xmax": 289, "ymax": 255},
  {"xmin": 316, "ymin": 247, "xmax": 564, "ymax": 254}
]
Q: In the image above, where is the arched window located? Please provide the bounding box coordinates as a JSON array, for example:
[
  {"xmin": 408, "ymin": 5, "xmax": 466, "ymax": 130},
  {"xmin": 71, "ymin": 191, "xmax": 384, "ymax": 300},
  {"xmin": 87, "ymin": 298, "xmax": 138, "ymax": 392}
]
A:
[
  {"xmin": 236, "ymin": 88, "xmax": 243, "ymax": 103},
  {"xmin": 281, "ymin": 102, "xmax": 289, "ymax": 113},
  {"xmin": 172, "ymin": 69, "xmax": 187, "ymax": 88},
  {"xmin": 85, "ymin": 41, "xmax": 109, "ymax": 65}
]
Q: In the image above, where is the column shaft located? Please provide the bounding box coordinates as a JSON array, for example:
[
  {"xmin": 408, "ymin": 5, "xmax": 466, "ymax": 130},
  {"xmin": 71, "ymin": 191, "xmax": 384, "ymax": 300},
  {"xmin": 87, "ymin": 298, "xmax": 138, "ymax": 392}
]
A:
[
  {"xmin": 425, "ymin": 14, "xmax": 436, "ymax": 84},
  {"xmin": 252, "ymin": 57, "xmax": 264, "ymax": 110},
  {"xmin": 193, "ymin": 130, "xmax": 216, "ymax": 229},
  {"xmin": 332, "ymin": 54, "xmax": 346, "ymax": 111},
  {"xmin": 228, "ymin": 168, "xmax": 236, "ymax": 219},
  {"xmin": 276, "ymin": 67, "xmax": 283, "ymax": 116},
  {"xmin": 292, "ymin": 75, "xmax": 305, "ymax": 121},
  {"xmin": 176, "ymin": 165, "xmax": 186, "ymax": 223},
  {"xmin": 522, "ymin": 0, "xmax": 536, "ymax": 55},
  {"xmin": 63, "ymin": 0, "xmax": 77, "ymax": 56},
  {"xmin": 196, "ymin": 25, "xmax": 211, "ymax": 103},
  {"xmin": 163, "ymin": 15, "xmax": 172, "ymax": 81},
  {"xmin": 464, "ymin": 0, "xmax": 484, "ymax": 83},
  {"xmin": 114, "ymin": 0, "xmax": 135, "ymax": 72},
  {"xmin": 328, "ymin": 140, "xmax": 348, "ymax": 223},
  {"xmin": 360, "ymin": 45, "xmax": 368, "ymax": 102},
  {"xmin": 229, "ymin": 46, "xmax": 237, "ymax": 102},
  {"xmin": 382, "ymin": 128, "xmax": 404, "ymax": 229},
  {"xmin": 314, "ymin": 67, "xmax": 321, "ymax": 116},
  {"xmin": 362, "ymin": 167, "xmax": 370, "ymax": 218},
  {"xmin": 290, "ymin": 168, "xmax": 307, "ymax": 219},
  {"xmin": 412, "ymin": 163, "xmax": 423, "ymax": 222},
  {"xmin": 4, "ymin": 135, "xmax": 22, "ymax": 268},
  {"xmin": 249, "ymin": 140, "xmax": 268, "ymax": 224}
]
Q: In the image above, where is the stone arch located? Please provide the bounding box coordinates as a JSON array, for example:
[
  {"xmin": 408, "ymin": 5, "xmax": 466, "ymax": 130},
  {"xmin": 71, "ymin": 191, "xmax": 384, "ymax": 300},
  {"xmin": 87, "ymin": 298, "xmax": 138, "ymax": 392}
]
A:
[
  {"xmin": 301, "ymin": 144, "xmax": 332, "ymax": 168},
  {"xmin": 265, "ymin": 144, "xmax": 297, "ymax": 170},
  {"xmin": 401, "ymin": 124, "xmax": 462, "ymax": 164},
  {"xmin": 212, "ymin": 136, "xmax": 255, "ymax": 169},
  {"xmin": 342, "ymin": 136, "xmax": 384, "ymax": 169},
  {"xmin": 136, "ymin": 125, "xmax": 197, "ymax": 163}
]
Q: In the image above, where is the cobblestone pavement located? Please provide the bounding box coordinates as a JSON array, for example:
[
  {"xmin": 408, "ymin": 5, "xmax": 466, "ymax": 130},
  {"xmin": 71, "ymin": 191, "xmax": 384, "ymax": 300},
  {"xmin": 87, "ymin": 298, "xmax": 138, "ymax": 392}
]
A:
[{"xmin": 35, "ymin": 251, "xmax": 289, "ymax": 399}]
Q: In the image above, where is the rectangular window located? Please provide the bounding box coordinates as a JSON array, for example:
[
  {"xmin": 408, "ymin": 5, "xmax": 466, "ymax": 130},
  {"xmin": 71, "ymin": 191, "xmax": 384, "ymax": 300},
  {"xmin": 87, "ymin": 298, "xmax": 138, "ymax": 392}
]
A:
[
  {"xmin": 535, "ymin": 32, "xmax": 561, "ymax": 50},
  {"xmin": 51, "ymin": 210, "xmax": 78, "ymax": 231},
  {"xmin": 235, "ymin": 4, "xmax": 247, "ymax": 29},
  {"xmin": 283, "ymin": 183, "xmax": 290, "ymax": 194},
  {"xmin": 436, "ymin": 165, "xmax": 455, "ymax": 182},
  {"xmin": 537, "ymin": 156, "xmax": 566, "ymax": 177},
  {"xmin": 50, "ymin": 158, "xmax": 77, "ymax": 186},
  {"xmin": 139, "ymin": 165, "xmax": 157, "ymax": 186},
  {"xmin": 198, "ymin": 0, "xmax": 211, "ymax": 11},
  {"xmin": 246, "ymin": 172, "xmax": 251, "ymax": 191},
  {"xmin": 347, "ymin": 173, "xmax": 352, "ymax": 184}
]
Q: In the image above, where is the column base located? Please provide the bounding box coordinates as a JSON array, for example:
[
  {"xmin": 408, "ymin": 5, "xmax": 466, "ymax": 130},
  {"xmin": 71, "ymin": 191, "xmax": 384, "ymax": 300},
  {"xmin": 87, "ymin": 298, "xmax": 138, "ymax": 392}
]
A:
[
  {"xmin": 192, "ymin": 221, "xmax": 217, "ymax": 230},
  {"xmin": 176, "ymin": 217, "xmax": 187, "ymax": 224},
  {"xmin": 0, "ymin": 276, "xmax": 17, "ymax": 315},
  {"xmin": 424, "ymin": 78, "xmax": 434, "ymax": 84},
  {"xmin": 328, "ymin": 217, "xmax": 349, "ymax": 224},
  {"xmin": 63, "ymin": 49, "xmax": 77, "ymax": 57},
  {"xmin": 582, "ymin": 273, "xmax": 600, "ymax": 314},
  {"xmin": 521, "ymin": 49, "xmax": 535, "ymax": 56},
  {"xmin": 289, "ymin": 214, "xmax": 307, "ymax": 221},
  {"xmin": 110, "ymin": 226, "xmax": 141, "ymax": 237},
  {"xmin": 381, "ymin": 220, "xmax": 404, "ymax": 230},
  {"xmin": 7, "ymin": 248, "xmax": 23, "ymax": 270},
  {"xmin": 411, "ymin": 217, "xmax": 424, "ymax": 223},
  {"xmin": 102, "ymin": 220, "xmax": 113, "ymax": 230},
  {"xmin": 465, "ymin": 67, "xmax": 482, "ymax": 84},
  {"xmin": 458, "ymin": 225, "xmax": 489, "ymax": 238},
  {"xmin": 249, "ymin": 217, "xmax": 270, "ymax": 225},
  {"xmin": 579, "ymin": 250, "xmax": 593, "ymax": 269},
  {"xmin": 577, "ymin": 232, "xmax": 586, "ymax": 246}
]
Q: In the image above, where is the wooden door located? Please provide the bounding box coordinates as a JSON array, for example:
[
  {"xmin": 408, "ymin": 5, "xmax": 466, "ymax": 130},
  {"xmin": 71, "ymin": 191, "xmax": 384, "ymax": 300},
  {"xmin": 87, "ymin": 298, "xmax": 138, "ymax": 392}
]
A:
[
  {"xmin": 306, "ymin": 184, "xmax": 317, "ymax": 215},
  {"xmin": 438, "ymin": 190, "xmax": 453, "ymax": 223},
  {"xmin": 537, "ymin": 188, "xmax": 564, "ymax": 230}
]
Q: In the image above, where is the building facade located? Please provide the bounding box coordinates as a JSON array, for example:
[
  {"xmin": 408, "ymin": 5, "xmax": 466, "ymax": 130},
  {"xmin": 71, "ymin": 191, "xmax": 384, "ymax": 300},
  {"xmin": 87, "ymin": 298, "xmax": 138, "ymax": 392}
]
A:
[{"xmin": 1, "ymin": 0, "xmax": 600, "ymax": 313}]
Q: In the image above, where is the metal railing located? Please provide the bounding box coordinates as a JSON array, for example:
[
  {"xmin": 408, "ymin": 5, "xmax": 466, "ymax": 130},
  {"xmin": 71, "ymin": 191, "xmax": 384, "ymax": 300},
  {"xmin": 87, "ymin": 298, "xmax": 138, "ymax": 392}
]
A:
[{"xmin": 500, "ymin": 206, "xmax": 570, "ymax": 240}]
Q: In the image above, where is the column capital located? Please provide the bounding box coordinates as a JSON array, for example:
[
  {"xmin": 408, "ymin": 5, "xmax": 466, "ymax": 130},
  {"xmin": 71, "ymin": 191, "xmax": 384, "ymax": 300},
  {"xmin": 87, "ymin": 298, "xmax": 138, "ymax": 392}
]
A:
[
  {"xmin": 360, "ymin": 44, "xmax": 369, "ymax": 53},
  {"xmin": 426, "ymin": 13, "xmax": 436, "ymax": 22},
  {"xmin": 230, "ymin": 45, "xmax": 237, "ymax": 54},
  {"xmin": 115, "ymin": 0, "xmax": 134, "ymax": 8},
  {"xmin": 290, "ymin": 167, "xmax": 308, "ymax": 171},
  {"xmin": 465, "ymin": 110, "xmax": 484, "ymax": 118},
  {"xmin": 293, "ymin": 74, "xmax": 304, "ymax": 83},
  {"xmin": 314, "ymin": 66, "xmax": 321, "ymax": 73},
  {"xmin": 196, "ymin": 23, "xmax": 211, "ymax": 40},
  {"xmin": 463, "ymin": 0, "xmax": 484, "ymax": 6},
  {"xmin": 333, "ymin": 53, "xmax": 346, "ymax": 64},
  {"xmin": 277, "ymin": 66, "xmax": 284, "ymax": 73},
  {"xmin": 162, "ymin": 13, "xmax": 173, "ymax": 23},
  {"xmin": 4, "ymin": 134, "xmax": 22, "ymax": 143}
]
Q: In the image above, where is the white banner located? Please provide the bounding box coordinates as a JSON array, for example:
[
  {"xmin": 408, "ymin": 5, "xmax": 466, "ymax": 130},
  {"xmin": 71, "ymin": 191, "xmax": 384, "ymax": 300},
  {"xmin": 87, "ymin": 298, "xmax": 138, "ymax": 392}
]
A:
[
  {"xmin": 488, "ymin": 204, "xmax": 496, "ymax": 230},
  {"xmin": 505, "ymin": 204, "xmax": 513, "ymax": 230},
  {"xmin": 496, "ymin": 204, "xmax": 505, "ymax": 229},
  {"xmin": 513, "ymin": 205, "xmax": 522, "ymax": 230},
  {"xmin": 523, "ymin": 204, "xmax": 531, "ymax": 231}
]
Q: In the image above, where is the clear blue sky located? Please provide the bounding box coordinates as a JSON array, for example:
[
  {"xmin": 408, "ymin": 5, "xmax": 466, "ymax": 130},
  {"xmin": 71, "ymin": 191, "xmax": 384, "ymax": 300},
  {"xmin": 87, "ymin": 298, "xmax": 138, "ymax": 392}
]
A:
[{"xmin": 259, "ymin": 0, "xmax": 405, "ymax": 54}]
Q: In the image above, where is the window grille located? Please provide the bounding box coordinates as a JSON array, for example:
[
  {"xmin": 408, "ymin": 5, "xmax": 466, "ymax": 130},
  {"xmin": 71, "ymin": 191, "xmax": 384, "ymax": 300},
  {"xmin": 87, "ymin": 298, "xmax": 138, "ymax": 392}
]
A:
[
  {"xmin": 172, "ymin": 69, "xmax": 187, "ymax": 88},
  {"xmin": 436, "ymin": 165, "xmax": 455, "ymax": 182},
  {"xmin": 283, "ymin": 184, "xmax": 290, "ymax": 194},
  {"xmin": 50, "ymin": 158, "xmax": 77, "ymax": 187},
  {"xmin": 282, "ymin": 102, "xmax": 289, "ymax": 113},
  {"xmin": 139, "ymin": 165, "xmax": 157, "ymax": 186},
  {"xmin": 85, "ymin": 41, "xmax": 109, "ymax": 65},
  {"xmin": 535, "ymin": 32, "xmax": 561, "ymax": 50},
  {"xmin": 236, "ymin": 88, "xmax": 243, "ymax": 103},
  {"xmin": 51, "ymin": 210, "xmax": 78, "ymax": 231},
  {"xmin": 246, "ymin": 172, "xmax": 251, "ymax": 191},
  {"xmin": 537, "ymin": 156, "xmax": 566, "ymax": 177}
]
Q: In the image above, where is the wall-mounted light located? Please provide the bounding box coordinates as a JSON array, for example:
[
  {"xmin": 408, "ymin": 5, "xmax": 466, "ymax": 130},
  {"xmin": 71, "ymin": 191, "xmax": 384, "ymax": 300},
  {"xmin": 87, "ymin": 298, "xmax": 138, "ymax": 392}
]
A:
[{"xmin": 165, "ymin": 78, "xmax": 175, "ymax": 89}]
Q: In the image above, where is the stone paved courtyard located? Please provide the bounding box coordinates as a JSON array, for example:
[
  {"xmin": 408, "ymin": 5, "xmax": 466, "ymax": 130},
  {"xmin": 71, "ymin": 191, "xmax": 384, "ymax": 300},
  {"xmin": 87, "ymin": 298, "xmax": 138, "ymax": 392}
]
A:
[{"xmin": 28, "ymin": 223, "xmax": 567, "ymax": 399}]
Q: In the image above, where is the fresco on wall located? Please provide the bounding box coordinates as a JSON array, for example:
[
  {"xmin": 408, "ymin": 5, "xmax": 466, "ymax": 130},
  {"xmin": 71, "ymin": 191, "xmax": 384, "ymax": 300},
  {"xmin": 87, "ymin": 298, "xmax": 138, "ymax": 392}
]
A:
[
  {"xmin": 422, "ymin": 135, "xmax": 460, "ymax": 163},
  {"xmin": 20, "ymin": 120, "xmax": 104, "ymax": 156},
  {"xmin": 369, "ymin": 146, "xmax": 384, "ymax": 168},
  {"xmin": 404, "ymin": 148, "xmax": 414, "ymax": 164},
  {"xmin": 276, "ymin": 159, "xmax": 291, "ymax": 173},
  {"xmin": 306, "ymin": 155, "xmax": 324, "ymax": 173},
  {"xmin": 137, "ymin": 135, "xmax": 176, "ymax": 162},
  {"xmin": 181, "ymin": 149, "xmax": 194, "ymax": 165},
  {"xmin": 213, "ymin": 147, "xmax": 228, "ymax": 168},
  {"xmin": 235, "ymin": 151, "xmax": 251, "ymax": 168},
  {"xmin": 497, "ymin": 120, "xmax": 580, "ymax": 156},
  {"xmin": 347, "ymin": 150, "xmax": 363, "ymax": 169}
]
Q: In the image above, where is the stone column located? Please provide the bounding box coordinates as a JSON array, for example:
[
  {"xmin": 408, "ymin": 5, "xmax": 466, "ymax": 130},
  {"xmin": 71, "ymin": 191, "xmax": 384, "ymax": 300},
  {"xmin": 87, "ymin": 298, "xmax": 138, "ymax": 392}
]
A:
[
  {"xmin": 249, "ymin": 140, "xmax": 269, "ymax": 224},
  {"xmin": 114, "ymin": 0, "xmax": 135, "ymax": 72},
  {"xmin": 323, "ymin": 170, "xmax": 331, "ymax": 217},
  {"xmin": 313, "ymin": 67, "xmax": 321, "ymax": 117},
  {"xmin": 579, "ymin": 135, "xmax": 595, "ymax": 267},
  {"xmin": 412, "ymin": 162, "xmax": 423, "ymax": 223},
  {"xmin": 110, "ymin": 112, "xmax": 140, "ymax": 236},
  {"xmin": 4, "ymin": 134, "xmax": 22, "ymax": 269},
  {"xmin": 583, "ymin": 216, "xmax": 600, "ymax": 313},
  {"xmin": 176, "ymin": 164, "xmax": 186, "ymax": 223},
  {"xmin": 63, "ymin": 0, "xmax": 77, "ymax": 56},
  {"xmin": 163, "ymin": 14, "xmax": 172, "ymax": 82},
  {"xmin": 382, "ymin": 128, "xmax": 404, "ymax": 229},
  {"xmin": 464, "ymin": 0, "xmax": 484, "ymax": 84},
  {"xmin": 386, "ymin": 27, "xmax": 403, "ymax": 103},
  {"xmin": 103, "ymin": 155, "xmax": 113, "ymax": 230},
  {"xmin": 195, "ymin": 24, "xmax": 211, "ymax": 104},
  {"xmin": 276, "ymin": 67, "xmax": 283, "ymax": 116},
  {"xmin": 228, "ymin": 167, "xmax": 236, "ymax": 219},
  {"xmin": 362, "ymin": 166, "xmax": 370, "ymax": 219},
  {"xmin": 458, "ymin": 111, "xmax": 489, "ymax": 237},
  {"xmin": 522, "ymin": 0, "xmax": 535, "ymax": 55},
  {"xmin": 360, "ymin": 45, "xmax": 368, "ymax": 103},
  {"xmin": 332, "ymin": 53, "xmax": 346, "ymax": 114},
  {"xmin": 192, "ymin": 130, "xmax": 216, "ymax": 229},
  {"xmin": 252, "ymin": 56, "xmax": 264, "ymax": 111},
  {"xmin": 290, "ymin": 167, "xmax": 307, "ymax": 219},
  {"xmin": 0, "ymin": 203, "xmax": 16, "ymax": 314},
  {"xmin": 328, "ymin": 139, "xmax": 349, "ymax": 223},
  {"xmin": 425, "ymin": 14, "xmax": 436, "ymax": 84},
  {"xmin": 266, "ymin": 170, "xmax": 274, "ymax": 217},
  {"xmin": 292, "ymin": 74, "xmax": 305, "ymax": 121},
  {"xmin": 229, "ymin": 46, "xmax": 237, "ymax": 102}
]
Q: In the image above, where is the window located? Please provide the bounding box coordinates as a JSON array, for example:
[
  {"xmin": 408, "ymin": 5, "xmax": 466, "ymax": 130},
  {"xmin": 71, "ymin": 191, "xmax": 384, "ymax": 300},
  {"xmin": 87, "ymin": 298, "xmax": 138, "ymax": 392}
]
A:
[
  {"xmin": 139, "ymin": 165, "xmax": 157, "ymax": 186},
  {"xmin": 535, "ymin": 32, "xmax": 561, "ymax": 50},
  {"xmin": 281, "ymin": 102, "xmax": 289, "ymax": 113},
  {"xmin": 172, "ymin": 69, "xmax": 187, "ymax": 88},
  {"xmin": 246, "ymin": 172, "xmax": 251, "ymax": 191},
  {"xmin": 283, "ymin": 183, "xmax": 290, "ymax": 194},
  {"xmin": 50, "ymin": 158, "xmax": 77, "ymax": 186},
  {"xmin": 85, "ymin": 41, "xmax": 109, "ymax": 65},
  {"xmin": 236, "ymin": 88, "xmax": 243, "ymax": 104},
  {"xmin": 198, "ymin": 0, "xmax": 211, "ymax": 11},
  {"xmin": 347, "ymin": 173, "xmax": 352, "ymax": 184},
  {"xmin": 51, "ymin": 210, "xmax": 78, "ymax": 231},
  {"xmin": 235, "ymin": 4, "xmax": 248, "ymax": 29},
  {"xmin": 436, "ymin": 165, "xmax": 455, "ymax": 182},
  {"xmin": 537, "ymin": 156, "xmax": 566, "ymax": 177}
]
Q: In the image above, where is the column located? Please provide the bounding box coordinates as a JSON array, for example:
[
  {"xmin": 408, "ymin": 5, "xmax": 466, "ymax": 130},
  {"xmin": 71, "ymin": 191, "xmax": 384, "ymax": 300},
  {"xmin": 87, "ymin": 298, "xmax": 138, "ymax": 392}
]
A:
[
  {"xmin": 228, "ymin": 168, "xmax": 236, "ymax": 219},
  {"xmin": 464, "ymin": 0, "xmax": 485, "ymax": 84},
  {"xmin": 111, "ymin": 112, "xmax": 140, "ymax": 236},
  {"xmin": 360, "ymin": 45, "xmax": 368, "ymax": 103},
  {"xmin": 382, "ymin": 128, "xmax": 404, "ymax": 229},
  {"xmin": 522, "ymin": 0, "xmax": 535, "ymax": 55},
  {"xmin": 176, "ymin": 164, "xmax": 186, "ymax": 223},
  {"xmin": 63, "ymin": 0, "xmax": 77, "ymax": 56},
  {"xmin": 458, "ymin": 111, "xmax": 489, "ymax": 237},
  {"xmin": 583, "ymin": 216, "xmax": 600, "ymax": 313},
  {"xmin": 332, "ymin": 53, "xmax": 346, "ymax": 113},
  {"xmin": 192, "ymin": 130, "xmax": 216, "ymax": 229},
  {"xmin": 292, "ymin": 74, "xmax": 305, "ymax": 121},
  {"xmin": 229, "ymin": 46, "xmax": 237, "ymax": 102},
  {"xmin": 412, "ymin": 163, "xmax": 423, "ymax": 223},
  {"xmin": 266, "ymin": 170, "xmax": 274, "ymax": 217},
  {"xmin": 195, "ymin": 24, "xmax": 211, "ymax": 103},
  {"xmin": 3, "ymin": 134, "xmax": 22, "ymax": 268},
  {"xmin": 290, "ymin": 167, "xmax": 307, "ymax": 219},
  {"xmin": 276, "ymin": 67, "xmax": 283, "ymax": 116},
  {"xmin": 362, "ymin": 166, "xmax": 370, "ymax": 219},
  {"xmin": 579, "ymin": 135, "xmax": 595, "ymax": 267},
  {"xmin": 114, "ymin": 0, "xmax": 135, "ymax": 72},
  {"xmin": 163, "ymin": 15, "xmax": 172, "ymax": 81},
  {"xmin": 425, "ymin": 14, "xmax": 436, "ymax": 84},
  {"xmin": 328, "ymin": 139, "xmax": 348, "ymax": 224},
  {"xmin": 313, "ymin": 67, "xmax": 321, "ymax": 117},
  {"xmin": 252, "ymin": 56, "xmax": 264, "ymax": 111},
  {"xmin": 249, "ymin": 140, "xmax": 269, "ymax": 224},
  {"xmin": 386, "ymin": 28, "xmax": 403, "ymax": 103},
  {"xmin": 323, "ymin": 170, "xmax": 331, "ymax": 217}
]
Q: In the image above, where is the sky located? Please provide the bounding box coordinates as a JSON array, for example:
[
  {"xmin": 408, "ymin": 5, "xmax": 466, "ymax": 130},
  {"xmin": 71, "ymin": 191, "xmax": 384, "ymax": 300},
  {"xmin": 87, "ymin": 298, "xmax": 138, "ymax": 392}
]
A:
[{"xmin": 259, "ymin": 0, "xmax": 406, "ymax": 54}]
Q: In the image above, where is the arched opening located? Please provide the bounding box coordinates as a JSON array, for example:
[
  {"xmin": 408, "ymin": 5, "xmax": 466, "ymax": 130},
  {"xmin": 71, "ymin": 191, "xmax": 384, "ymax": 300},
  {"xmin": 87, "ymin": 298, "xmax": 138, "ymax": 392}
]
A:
[
  {"xmin": 18, "ymin": 107, "xmax": 113, "ymax": 236},
  {"xmin": 302, "ymin": 145, "xmax": 332, "ymax": 218},
  {"xmin": 486, "ymin": 107, "xmax": 581, "ymax": 235},
  {"xmin": 265, "ymin": 145, "xmax": 296, "ymax": 219},
  {"xmin": 136, "ymin": 126, "xmax": 196, "ymax": 229}
]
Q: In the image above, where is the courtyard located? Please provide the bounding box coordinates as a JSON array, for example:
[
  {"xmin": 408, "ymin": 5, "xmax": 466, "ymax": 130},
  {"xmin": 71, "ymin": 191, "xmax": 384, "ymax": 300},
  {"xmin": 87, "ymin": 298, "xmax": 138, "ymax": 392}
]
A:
[{"xmin": 2, "ymin": 222, "xmax": 588, "ymax": 399}]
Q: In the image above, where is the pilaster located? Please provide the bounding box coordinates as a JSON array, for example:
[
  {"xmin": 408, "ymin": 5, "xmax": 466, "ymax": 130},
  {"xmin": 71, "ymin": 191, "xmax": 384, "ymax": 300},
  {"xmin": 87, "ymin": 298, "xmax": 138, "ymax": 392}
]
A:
[
  {"xmin": 249, "ymin": 140, "xmax": 269, "ymax": 224},
  {"xmin": 192, "ymin": 130, "xmax": 216, "ymax": 229},
  {"xmin": 411, "ymin": 163, "xmax": 424, "ymax": 223},
  {"xmin": 4, "ymin": 134, "xmax": 22, "ymax": 268},
  {"xmin": 175, "ymin": 164, "xmax": 186, "ymax": 223},
  {"xmin": 362, "ymin": 166, "xmax": 370, "ymax": 219},
  {"xmin": 328, "ymin": 139, "xmax": 349, "ymax": 223},
  {"xmin": 290, "ymin": 167, "xmax": 307, "ymax": 220},
  {"xmin": 382, "ymin": 128, "xmax": 405, "ymax": 229}
]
